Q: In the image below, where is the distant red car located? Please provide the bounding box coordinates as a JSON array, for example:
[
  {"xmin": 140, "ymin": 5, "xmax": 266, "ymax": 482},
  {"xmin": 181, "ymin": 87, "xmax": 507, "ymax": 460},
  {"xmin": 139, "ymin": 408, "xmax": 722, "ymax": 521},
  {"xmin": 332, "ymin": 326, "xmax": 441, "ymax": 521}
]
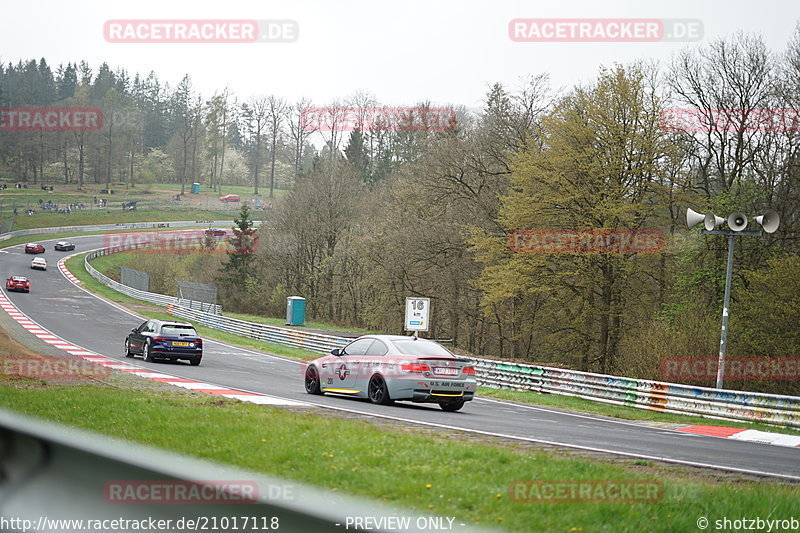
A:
[
  {"xmin": 24, "ymin": 243, "xmax": 45, "ymax": 254},
  {"xmin": 204, "ymin": 228, "xmax": 227, "ymax": 237},
  {"xmin": 6, "ymin": 276, "xmax": 30, "ymax": 293},
  {"xmin": 220, "ymin": 194, "xmax": 240, "ymax": 203}
]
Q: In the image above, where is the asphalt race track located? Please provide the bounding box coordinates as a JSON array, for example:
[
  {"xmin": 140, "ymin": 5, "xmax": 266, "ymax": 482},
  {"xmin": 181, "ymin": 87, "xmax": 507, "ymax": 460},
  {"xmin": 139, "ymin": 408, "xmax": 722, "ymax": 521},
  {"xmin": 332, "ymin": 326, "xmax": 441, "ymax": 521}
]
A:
[{"xmin": 2, "ymin": 234, "xmax": 800, "ymax": 480}]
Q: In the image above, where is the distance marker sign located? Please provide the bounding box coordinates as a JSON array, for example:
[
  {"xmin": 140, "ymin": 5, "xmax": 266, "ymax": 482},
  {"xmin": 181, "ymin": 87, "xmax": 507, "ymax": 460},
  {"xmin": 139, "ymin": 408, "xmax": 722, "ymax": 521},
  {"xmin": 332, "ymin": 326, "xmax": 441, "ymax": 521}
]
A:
[{"xmin": 404, "ymin": 297, "xmax": 430, "ymax": 331}]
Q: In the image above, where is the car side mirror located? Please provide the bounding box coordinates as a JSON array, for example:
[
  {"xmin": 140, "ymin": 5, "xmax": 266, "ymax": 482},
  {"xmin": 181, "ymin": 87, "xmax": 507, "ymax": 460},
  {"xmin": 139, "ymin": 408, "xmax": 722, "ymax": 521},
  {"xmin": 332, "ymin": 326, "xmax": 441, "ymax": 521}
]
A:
[
  {"xmin": 330, "ymin": 349, "xmax": 341, "ymax": 356},
  {"xmin": 131, "ymin": 328, "xmax": 138, "ymax": 333}
]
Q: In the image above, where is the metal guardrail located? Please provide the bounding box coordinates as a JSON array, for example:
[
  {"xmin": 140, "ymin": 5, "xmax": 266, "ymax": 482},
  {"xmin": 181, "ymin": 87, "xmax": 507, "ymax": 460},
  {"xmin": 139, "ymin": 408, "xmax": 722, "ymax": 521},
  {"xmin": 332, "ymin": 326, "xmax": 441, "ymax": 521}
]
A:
[
  {"xmin": 470, "ymin": 357, "xmax": 800, "ymax": 429},
  {"xmin": 85, "ymin": 247, "xmax": 222, "ymax": 314},
  {"xmin": 0, "ymin": 220, "xmax": 210, "ymax": 242},
  {"xmin": 0, "ymin": 408, "xmax": 482, "ymax": 533},
  {"xmin": 84, "ymin": 245, "xmax": 800, "ymax": 429},
  {"xmin": 169, "ymin": 304, "xmax": 348, "ymax": 353}
]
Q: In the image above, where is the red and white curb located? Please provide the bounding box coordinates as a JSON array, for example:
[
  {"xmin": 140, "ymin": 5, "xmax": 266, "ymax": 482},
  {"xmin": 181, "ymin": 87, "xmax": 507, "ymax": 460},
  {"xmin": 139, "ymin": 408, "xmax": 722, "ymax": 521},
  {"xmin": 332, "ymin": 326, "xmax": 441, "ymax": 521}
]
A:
[
  {"xmin": 58, "ymin": 259, "xmax": 80, "ymax": 284},
  {"xmin": 677, "ymin": 425, "xmax": 800, "ymax": 448},
  {"xmin": 0, "ymin": 288, "xmax": 301, "ymax": 407}
]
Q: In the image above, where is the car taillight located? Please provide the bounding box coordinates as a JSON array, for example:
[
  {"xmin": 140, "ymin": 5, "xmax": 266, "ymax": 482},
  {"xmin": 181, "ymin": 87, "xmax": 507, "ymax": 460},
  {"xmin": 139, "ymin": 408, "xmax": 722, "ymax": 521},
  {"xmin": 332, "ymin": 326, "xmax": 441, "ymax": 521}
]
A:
[
  {"xmin": 152, "ymin": 337, "xmax": 168, "ymax": 343},
  {"xmin": 462, "ymin": 366, "xmax": 475, "ymax": 375},
  {"xmin": 195, "ymin": 339, "xmax": 202, "ymax": 346},
  {"xmin": 401, "ymin": 363, "xmax": 431, "ymax": 373}
]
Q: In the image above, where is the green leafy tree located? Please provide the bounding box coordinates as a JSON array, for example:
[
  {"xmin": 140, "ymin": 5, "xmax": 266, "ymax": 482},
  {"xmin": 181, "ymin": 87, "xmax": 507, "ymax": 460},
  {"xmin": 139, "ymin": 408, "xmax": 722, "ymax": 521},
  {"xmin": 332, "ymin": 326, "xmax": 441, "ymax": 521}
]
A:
[
  {"xmin": 472, "ymin": 66, "xmax": 679, "ymax": 371},
  {"xmin": 218, "ymin": 204, "xmax": 260, "ymax": 307}
]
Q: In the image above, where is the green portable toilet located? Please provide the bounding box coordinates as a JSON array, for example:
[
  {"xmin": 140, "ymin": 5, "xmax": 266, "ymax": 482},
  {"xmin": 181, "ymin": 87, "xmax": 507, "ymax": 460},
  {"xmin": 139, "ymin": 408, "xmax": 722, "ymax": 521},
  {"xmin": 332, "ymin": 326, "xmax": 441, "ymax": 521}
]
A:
[
  {"xmin": 191, "ymin": 182, "xmax": 201, "ymax": 194},
  {"xmin": 286, "ymin": 296, "xmax": 306, "ymax": 326}
]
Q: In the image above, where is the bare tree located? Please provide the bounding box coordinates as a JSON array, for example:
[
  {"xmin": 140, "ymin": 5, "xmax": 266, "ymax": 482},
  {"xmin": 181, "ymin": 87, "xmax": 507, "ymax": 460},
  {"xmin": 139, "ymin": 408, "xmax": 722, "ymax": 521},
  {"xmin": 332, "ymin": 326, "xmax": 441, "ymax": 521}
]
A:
[
  {"xmin": 241, "ymin": 96, "xmax": 269, "ymax": 195},
  {"xmin": 668, "ymin": 32, "xmax": 775, "ymax": 193},
  {"xmin": 267, "ymin": 95, "xmax": 288, "ymax": 198},
  {"xmin": 288, "ymin": 98, "xmax": 316, "ymax": 182}
]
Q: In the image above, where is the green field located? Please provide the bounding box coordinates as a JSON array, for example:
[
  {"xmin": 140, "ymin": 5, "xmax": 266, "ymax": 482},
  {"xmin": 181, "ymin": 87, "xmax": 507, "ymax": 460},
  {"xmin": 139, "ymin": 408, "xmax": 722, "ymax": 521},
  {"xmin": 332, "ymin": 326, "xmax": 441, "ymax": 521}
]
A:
[{"xmin": 0, "ymin": 182, "xmax": 282, "ymax": 231}]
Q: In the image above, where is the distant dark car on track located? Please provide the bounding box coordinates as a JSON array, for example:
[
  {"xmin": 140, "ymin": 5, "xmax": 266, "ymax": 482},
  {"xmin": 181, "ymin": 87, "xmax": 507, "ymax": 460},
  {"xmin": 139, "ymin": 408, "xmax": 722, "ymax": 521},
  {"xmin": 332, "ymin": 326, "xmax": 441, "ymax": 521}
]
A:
[
  {"xmin": 220, "ymin": 194, "xmax": 240, "ymax": 202},
  {"xmin": 6, "ymin": 276, "xmax": 30, "ymax": 293},
  {"xmin": 54, "ymin": 241, "xmax": 75, "ymax": 251},
  {"xmin": 24, "ymin": 243, "xmax": 45, "ymax": 254},
  {"xmin": 304, "ymin": 335, "xmax": 477, "ymax": 411},
  {"xmin": 204, "ymin": 228, "xmax": 227, "ymax": 237},
  {"xmin": 125, "ymin": 319, "xmax": 203, "ymax": 366}
]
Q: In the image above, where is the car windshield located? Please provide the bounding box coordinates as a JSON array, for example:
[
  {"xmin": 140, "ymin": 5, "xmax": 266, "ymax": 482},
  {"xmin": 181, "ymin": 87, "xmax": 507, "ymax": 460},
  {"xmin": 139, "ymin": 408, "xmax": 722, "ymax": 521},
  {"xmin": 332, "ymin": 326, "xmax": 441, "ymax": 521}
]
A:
[
  {"xmin": 160, "ymin": 325, "xmax": 198, "ymax": 336},
  {"xmin": 391, "ymin": 339, "xmax": 453, "ymax": 357}
]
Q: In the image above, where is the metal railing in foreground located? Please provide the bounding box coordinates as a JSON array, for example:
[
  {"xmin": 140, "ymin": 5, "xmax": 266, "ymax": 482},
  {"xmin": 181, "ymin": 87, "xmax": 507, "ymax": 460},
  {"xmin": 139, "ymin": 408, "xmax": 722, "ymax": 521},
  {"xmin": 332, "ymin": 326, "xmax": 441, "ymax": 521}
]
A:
[{"xmin": 0, "ymin": 409, "xmax": 486, "ymax": 533}]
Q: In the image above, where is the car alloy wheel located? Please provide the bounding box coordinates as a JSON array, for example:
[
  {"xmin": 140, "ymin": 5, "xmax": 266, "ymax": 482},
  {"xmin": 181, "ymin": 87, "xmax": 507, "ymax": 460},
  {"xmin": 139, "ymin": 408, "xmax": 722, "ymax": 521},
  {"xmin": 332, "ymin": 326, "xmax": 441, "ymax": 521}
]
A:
[
  {"xmin": 143, "ymin": 341, "xmax": 154, "ymax": 362},
  {"xmin": 304, "ymin": 366, "xmax": 323, "ymax": 395},
  {"xmin": 124, "ymin": 339, "xmax": 133, "ymax": 358},
  {"xmin": 368, "ymin": 375, "xmax": 392, "ymax": 405}
]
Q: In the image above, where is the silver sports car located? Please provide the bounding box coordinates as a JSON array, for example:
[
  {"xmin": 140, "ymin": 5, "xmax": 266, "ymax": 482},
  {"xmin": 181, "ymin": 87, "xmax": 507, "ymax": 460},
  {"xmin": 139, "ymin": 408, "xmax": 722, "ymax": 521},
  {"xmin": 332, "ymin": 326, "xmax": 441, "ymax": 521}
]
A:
[{"xmin": 304, "ymin": 335, "xmax": 476, "ymax": 411}]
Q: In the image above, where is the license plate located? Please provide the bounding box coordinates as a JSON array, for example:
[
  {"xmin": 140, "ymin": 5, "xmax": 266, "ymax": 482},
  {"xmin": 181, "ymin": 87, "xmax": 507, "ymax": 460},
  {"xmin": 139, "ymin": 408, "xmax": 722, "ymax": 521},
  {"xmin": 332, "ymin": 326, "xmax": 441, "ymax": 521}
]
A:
[
  {"xmin": 172, "ymin": 341, "xmax": 190, "ymax": 347},
  {"xmin": 433, "ymin": 367, "xmax": 459, "ymax": 376}
]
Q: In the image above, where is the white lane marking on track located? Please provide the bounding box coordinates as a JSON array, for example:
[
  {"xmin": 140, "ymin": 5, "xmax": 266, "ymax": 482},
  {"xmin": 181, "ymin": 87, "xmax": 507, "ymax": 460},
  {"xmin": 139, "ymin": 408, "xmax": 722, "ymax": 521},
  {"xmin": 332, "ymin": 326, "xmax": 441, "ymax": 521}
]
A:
[
  {"xmin": 225, "ymin": 394, "xmax": 302, "ymax": 406},
  {"xmin": 168, "ymin": 382, "xmax": 230, "ymax": 390},
  {"xmin": 285, "ymin": 397, "xmax": 800, "ymax": 481}
]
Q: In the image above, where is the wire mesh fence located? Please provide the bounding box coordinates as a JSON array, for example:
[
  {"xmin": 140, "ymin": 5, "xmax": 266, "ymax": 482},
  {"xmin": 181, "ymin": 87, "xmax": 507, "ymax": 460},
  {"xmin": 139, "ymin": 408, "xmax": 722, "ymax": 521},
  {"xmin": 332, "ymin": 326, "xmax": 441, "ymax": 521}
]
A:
[
  {"xmin": 0, "ymin": 217, "xmax": 13, "ymax": 234},
  {"xmin": 119, "ymin": 265, "xmax": 150, "ymax": 292},
  {"xmin": 177, "ymin": 280, "xmax": 218, "ymax": 313}
]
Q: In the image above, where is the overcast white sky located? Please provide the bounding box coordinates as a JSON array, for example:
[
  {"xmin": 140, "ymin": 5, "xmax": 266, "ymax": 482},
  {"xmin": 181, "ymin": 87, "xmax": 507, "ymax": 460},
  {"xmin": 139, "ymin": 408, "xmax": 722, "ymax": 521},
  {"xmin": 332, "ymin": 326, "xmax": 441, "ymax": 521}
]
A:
[{"xmin": 1, "ymin": 0, "xmax": 799, "ymax": 108}]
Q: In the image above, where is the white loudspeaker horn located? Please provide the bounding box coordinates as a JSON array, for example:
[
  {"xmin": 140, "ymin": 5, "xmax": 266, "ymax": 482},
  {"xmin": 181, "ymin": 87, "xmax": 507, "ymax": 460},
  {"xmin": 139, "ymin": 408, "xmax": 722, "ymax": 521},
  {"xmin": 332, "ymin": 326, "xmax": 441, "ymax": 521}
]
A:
[
  {"xmin": 754, "ymin": 209, "xmax": 780, "ymax": 234},
  {"xmin": 727, "ymin": 212, "xmax": 748, "ymax": 232},
  {"xmin": 686, "ymin": 208, "xmax": 706, "ymax": 229},
  {"xmin": 704, "ymin": 212, "xmax": 725, "ymax": 231}
]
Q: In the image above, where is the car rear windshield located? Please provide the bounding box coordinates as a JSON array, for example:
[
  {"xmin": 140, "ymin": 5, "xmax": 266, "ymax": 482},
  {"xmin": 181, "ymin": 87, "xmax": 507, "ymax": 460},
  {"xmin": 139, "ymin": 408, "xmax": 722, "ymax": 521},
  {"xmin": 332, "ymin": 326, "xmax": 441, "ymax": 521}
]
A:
[
  {"xmin": 391, "ymin": 339, "xmax": 453, "ymax": 356},
  {"xmin": 160, "ymin": 325, "xmax": 198, "ymax": 336}
]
